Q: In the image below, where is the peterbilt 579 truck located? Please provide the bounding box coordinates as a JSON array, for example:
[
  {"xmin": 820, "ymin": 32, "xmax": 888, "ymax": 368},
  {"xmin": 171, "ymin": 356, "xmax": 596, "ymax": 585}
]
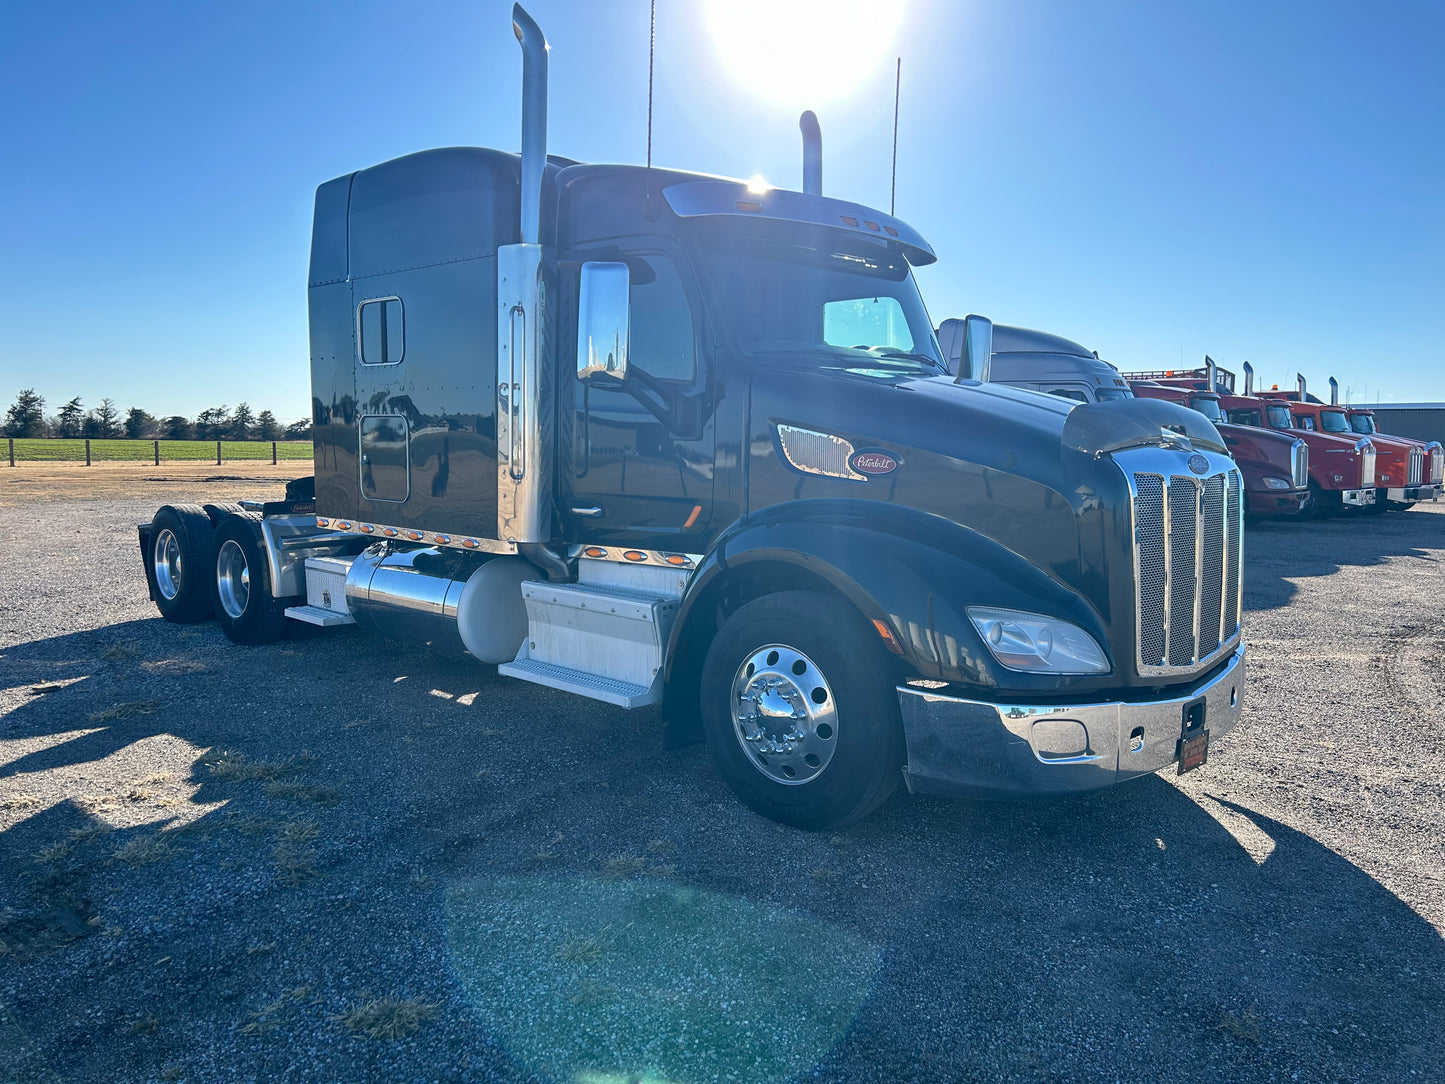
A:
[
  {"xmin": 1135, "ymin": 364, "xmax": 1377, "ymax": 518},
  {"xmin": 136, "ymin": 5, "xmax": 1247, "ymax": 828},
  {"xmin": 1256, "ymin": 377, "xmax": 1442, "ymax": 511}
]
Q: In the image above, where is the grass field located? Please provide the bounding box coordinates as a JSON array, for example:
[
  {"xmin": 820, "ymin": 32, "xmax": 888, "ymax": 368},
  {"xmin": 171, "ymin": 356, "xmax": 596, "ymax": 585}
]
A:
[{"xmin": 8, "ymin": 438, "xmax": 313, "ymax": 462}]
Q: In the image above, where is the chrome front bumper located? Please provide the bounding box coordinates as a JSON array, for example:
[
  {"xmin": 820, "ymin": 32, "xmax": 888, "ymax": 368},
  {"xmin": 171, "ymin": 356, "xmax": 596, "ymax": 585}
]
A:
[
  {"xmin": 1342, "ymin": 489, "xmax": 1374, "ymax": 507},
  {"xmin": 1387, "ymin": 484, "xmax": 1440, "ymax": 502},
  {"xmin": 898, "ymin": 646, "xmax": 1246, "ymax": 798}
]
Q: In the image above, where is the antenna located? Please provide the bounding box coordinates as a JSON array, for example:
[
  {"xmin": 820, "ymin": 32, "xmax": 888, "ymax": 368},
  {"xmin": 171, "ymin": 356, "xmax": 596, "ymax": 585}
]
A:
[
  {"xmin": 646, "ymin": 0, "xmax": 656, "ymax": 169},
  {"xmin": 890, "ymin": 57, "xmax": 901, "ymax": 216}
]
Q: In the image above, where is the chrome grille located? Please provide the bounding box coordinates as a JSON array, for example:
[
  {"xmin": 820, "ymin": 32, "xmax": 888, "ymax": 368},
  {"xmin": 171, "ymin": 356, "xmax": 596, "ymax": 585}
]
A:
[
  {"xmin": 1430, "ymin": 444, "xmax": 1444, "ymax": 485},
  {"xmin": 1408, "ymin": 448, "xmax": 1424, "ymax": 486},
  {"xmin": 1124, "ymin": 451, "xmax": 1244, "ymax": 677},
  {"xmin": 1360, "ymin": 442, "xmax": 1376, "ymax": 487},
  {"xmin": 1291, "ymin": 440, "xmax": 1308, "ymax": 489}
]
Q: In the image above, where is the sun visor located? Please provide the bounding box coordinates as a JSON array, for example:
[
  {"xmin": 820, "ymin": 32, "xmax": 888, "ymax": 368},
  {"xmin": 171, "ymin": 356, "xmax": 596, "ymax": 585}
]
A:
[{"xmin": 1061, "ymin": 397, "xmax": 1228, "ymax": 457}]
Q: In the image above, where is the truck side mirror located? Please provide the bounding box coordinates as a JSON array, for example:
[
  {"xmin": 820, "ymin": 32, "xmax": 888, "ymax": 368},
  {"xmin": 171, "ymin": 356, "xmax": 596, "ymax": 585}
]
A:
[
  {"xmin": 577, "ymin": 261, "xmax": 630, "ymax": 383},
  {"xmin": 956, "ymin": 313, "xmax": 993, "ymax": 384}
]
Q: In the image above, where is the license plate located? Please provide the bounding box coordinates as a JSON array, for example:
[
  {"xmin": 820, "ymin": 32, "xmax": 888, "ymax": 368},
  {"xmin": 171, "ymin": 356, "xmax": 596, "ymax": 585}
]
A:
[{"xmin": 1177, "ymin": 730, "xmax": 1210, "ymax": 774}]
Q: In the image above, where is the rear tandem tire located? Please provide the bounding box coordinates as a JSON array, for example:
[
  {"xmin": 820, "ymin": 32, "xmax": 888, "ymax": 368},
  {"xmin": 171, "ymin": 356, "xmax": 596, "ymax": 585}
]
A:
[
  {"xmin": 210, "ymin": 512, "xmax": 295, "ymax": 645},
  {"xmin": 149, "ymin": 504, "xmax": 218, "ymax": 624},
  {"xmin": 700, "ymin": 590, "xmax": 904, "ymax": 830}
]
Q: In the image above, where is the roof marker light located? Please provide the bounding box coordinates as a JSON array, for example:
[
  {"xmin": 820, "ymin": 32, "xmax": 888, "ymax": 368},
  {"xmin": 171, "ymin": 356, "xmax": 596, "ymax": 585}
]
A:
[
  {"xmin": 864, "ymin": 221, "xmax": 881, "ymax": 232},
  {"xmin": 316, "ymin": 517, "xmax": 329, "ymax": 527},
  {"xmin": 840, "ymin": 215, "xmax": 858, "ymax": 226},
  {"xmin": 736, "ymin": 200, "xmax": 762, "ymax": 213}
]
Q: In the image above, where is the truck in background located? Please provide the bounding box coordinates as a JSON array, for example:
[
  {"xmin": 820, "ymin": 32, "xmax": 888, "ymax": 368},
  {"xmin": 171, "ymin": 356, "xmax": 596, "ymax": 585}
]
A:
[
  {"xmin": 135, "ymin": 5, "xmax": 1248, "ymax": 828},
  {"xmin": 936, "ymin": 321, "xmax": 1133, "ymax": 403},
  {"xmin": 1129, "ymin": 363, "xmax": 1376, "ymax": 518},
  {"xmin": 1264, "ymin": 377, "xmax": 1442, "ymax": 511},
  {"xmin": 1126, "ymin": 362, "xmax": 1309, "ymax": 520}
]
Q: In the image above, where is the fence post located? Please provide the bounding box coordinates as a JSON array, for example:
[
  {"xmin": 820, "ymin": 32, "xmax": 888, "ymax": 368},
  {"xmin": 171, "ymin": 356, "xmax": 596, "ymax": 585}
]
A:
[
  {"xmin": 85, "ymin": 439, "xmax": 92, "ymax": 466},
  {"xmin": 154, "ymin": 439, "xmax": 160, "ymax": 466},
  {"xmin": 7, "ymin": 438, "xmax": 13, "ymax": 468},
  {"xmin": 216, "ymin": 440, "xmax": 222, "ymax": 466},
  {"xmin": 272, "ymin": 441, "xmax": 278, "ymax": 465}
]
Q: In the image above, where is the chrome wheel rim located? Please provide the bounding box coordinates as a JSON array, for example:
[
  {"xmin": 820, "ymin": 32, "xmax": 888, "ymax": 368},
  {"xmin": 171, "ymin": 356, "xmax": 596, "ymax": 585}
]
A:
[
  {"xmin": 216, "ymin": 539, "xmax": 250, "ymax": 619},
  {"xmin": 153, "ymin": 529, "xmax": 182, "ymax": 601},
  {"xmin": 730, "ymin": 644, "xmax": 838, "ymax": 786}
]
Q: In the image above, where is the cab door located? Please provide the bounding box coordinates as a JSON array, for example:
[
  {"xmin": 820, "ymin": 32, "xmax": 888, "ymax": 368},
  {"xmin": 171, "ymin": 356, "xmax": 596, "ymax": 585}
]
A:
[{"xmin": 559, "ymin": 245, "xmax": 716, "ymax": 551}]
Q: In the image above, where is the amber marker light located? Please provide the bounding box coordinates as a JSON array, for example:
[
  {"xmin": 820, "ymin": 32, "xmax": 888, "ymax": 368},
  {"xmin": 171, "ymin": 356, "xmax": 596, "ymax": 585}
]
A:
[
  {"xmin": 623, "ymin": 551, "xmax": 647, "ymax": 562},
  {"xmin": 584, "ymin": 547, "xmax": 607, "ymax": 558},
  {"xmin": 666, "ymin": 554, "xmax": 689, "ymax": 567},
  {"xmin": 462, "ymin": 539, "xmax": 478, "ymax": 549},
  {"xmin": 434, "ymin": 535, "xmax": 450, "ymax": 544},
  {"xmin": 360, "ymin": 524, "xmax": 374, "ymax": 534},
  {"xmin": 316, "ymin": 518, "xmax": 329, "ymax": 527},
  {"xmin": 407, "ymin": 531, "xmax": 422, "ymax": 541},
  {"xmin": 382, "ymin": 527, "xmax": 397, "ymax": 537},
  {"xmin": 336, "ymin": 521, "xmax": 352, "ymax": 530},
  {"xmin": 683, "ymin": 505, "xmax": 702, "ymax": 529},
  {"xmin": 872, "ymin": 619, "xmax": 904, "ymax": 655}
]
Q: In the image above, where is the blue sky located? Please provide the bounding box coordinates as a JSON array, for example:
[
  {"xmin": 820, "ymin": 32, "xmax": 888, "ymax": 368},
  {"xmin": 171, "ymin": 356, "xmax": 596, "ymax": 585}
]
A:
[{"xmin": 1, "ymin": 0, "xmax": 1441, "ymax": 421}]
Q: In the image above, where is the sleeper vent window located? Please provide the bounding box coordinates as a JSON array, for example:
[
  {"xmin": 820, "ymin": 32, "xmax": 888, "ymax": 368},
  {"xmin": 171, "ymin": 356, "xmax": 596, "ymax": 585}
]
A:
[{"xmin": 359, "ymin": 297, "xmax": 404, "ymax": 366}]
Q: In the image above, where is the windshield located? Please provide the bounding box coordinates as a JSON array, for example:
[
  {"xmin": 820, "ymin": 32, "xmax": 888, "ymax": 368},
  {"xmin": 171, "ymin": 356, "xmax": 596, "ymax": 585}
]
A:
[
  {"xmin": 1094, "ymin": 387, "xmax": 1133, "ymax": 401},
  {"xmin": 1319, "ymin": 410, "xmax": 1351, "ymax": 435},
  {"xmin": 1348, "ymin": 413, "xmax": 1375, "ymax": 434},
  {"xmin": 1266, "ymin": 404, "xmax": 1294, "ymax": 429},
  {"xmin": 1190, "ymin": 395, "xmax": 1223, "ymax": 422},
  {"xmin": 1227, "ymin": 408, "xmax": 1262, "ymax": 426},
  {"xmin": 686, "ymin": 218, "xmax": 944, "ymax": 372}
]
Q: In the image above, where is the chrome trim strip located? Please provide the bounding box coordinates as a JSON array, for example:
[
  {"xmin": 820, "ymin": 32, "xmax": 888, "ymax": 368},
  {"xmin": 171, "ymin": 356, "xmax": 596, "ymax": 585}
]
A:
[
  {"xmin": 566, "ymin": 544, "xmax": 703, "ymax": 570},
  {"xmin": 313, "ymin": 516, "xmax": 517, "ymax": 556}
]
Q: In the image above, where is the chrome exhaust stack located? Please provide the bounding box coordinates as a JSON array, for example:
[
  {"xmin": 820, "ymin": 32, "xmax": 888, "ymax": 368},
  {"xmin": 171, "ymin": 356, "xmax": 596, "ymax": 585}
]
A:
[
  {"xmin": 1243, "ymin": 361, "xmax": 1254, "ymax": 397},
  {"xmin": 1205, "ymin": 355, "xmax": 1217, "ymax": 392},
  {"xmin": 1329, "ymin": 376, "xmax": 1339, "ymax": 405},
  {"xmin": 512, "ymin": 3, "xmax": 547, "ymax": 245},
  {"xmin": 1297, "ymin": 373, "xmax": 1306, "ymax": 401},
  {"xmin": 800, "ymin": 111, "xmax": 822, "ymax": 195},
  {"xmin": 496, "ymin": 3, "xmax": 558, "ymax": 553}
]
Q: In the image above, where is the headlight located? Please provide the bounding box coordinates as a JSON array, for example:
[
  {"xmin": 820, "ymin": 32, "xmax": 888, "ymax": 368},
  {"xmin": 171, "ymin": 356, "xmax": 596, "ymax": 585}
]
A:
[
  {"xmin": 966, "ymin": 607, "xmax": 1110, "ymax": 675},
  {"xmin": 1262, "ymin": 476, "xmax": 1291, "ymax": 490}
]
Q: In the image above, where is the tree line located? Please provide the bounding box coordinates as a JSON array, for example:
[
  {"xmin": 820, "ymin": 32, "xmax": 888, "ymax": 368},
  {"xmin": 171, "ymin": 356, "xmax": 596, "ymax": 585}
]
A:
[{"xmin": 2, "ymin": 389, "xmax": 311, "ymax": 442}]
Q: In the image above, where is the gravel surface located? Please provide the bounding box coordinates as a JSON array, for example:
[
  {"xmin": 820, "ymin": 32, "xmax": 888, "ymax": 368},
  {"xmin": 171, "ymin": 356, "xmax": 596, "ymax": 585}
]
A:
[{"xmin": 1, "ymin": 478, "xmax": 1442, "ymax": 1084}]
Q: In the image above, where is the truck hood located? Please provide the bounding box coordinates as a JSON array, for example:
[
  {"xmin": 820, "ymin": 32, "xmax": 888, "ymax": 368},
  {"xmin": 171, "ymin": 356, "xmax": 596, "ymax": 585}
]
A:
[{"xmin": 747, "ymin": 363, "xmax": 1228, "ymax": 622}]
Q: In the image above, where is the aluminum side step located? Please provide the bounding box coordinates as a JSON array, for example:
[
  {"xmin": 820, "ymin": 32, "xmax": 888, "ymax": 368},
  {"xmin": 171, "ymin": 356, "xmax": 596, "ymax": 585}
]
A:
[
  {"xmin": 497, "ymin": 580, "xmax": 679, "ymax": 708},
  {"xmin": 284, "ymin": 604, "xmax": 355, "ymax": 627}
]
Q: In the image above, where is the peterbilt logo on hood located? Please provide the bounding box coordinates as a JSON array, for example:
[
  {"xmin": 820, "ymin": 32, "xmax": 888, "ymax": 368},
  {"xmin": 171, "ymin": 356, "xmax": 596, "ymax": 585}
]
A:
[
  {"xmin": 1187, "ymin": 454, "xmax": 1209, "ymax": 475},
  {"xmin": 849, "ymin": 449, "xmax": 899, "ymax": 476}
]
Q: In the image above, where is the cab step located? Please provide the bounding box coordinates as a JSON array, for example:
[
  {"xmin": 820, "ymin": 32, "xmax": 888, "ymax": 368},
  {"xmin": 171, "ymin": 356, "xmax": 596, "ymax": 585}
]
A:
[{"xmin": 497, "ymin": 579, "xmax": 679, "ymax": 708}]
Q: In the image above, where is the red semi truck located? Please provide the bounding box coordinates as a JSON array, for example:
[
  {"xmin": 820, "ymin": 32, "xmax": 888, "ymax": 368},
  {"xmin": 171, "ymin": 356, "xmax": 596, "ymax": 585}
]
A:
[
  {"xmin": 1127, "ymin": 363, "xmax": 1377, "ymax": 518},
  {"xmin": 1127, "ymin": 373, "xmax": 1309, "ymax": 520},
  {"xmin": 1256, "ymin": 377, "xmax": 1442, "ymax": 511}
]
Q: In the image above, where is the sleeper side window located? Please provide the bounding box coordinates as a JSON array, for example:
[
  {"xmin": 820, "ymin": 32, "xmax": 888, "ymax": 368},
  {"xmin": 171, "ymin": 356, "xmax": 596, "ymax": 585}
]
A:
[{"xmin": 359, "ymin": 297, "xmax": 404, "ymax": 366}]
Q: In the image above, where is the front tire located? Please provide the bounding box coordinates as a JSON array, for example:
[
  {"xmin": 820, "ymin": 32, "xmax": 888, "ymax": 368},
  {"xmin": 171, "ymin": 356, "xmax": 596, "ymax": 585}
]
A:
[
  {"xmin": 701, "ymin": 591, "xmax": 904, "ymax": 829},
  {"xmin": 150, "ymin": 504, "xmax": 216, "ymax": 623},
  {"xmin": 211, "ymin": 512, "xmax": 294, "ymax": 644}
]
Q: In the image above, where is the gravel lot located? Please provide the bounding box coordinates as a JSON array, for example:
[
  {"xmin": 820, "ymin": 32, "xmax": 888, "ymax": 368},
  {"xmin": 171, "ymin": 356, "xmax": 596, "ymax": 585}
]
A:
[{"xmin": 2, "ymin": 468, "xmax": 1443, "ymax": 1084}]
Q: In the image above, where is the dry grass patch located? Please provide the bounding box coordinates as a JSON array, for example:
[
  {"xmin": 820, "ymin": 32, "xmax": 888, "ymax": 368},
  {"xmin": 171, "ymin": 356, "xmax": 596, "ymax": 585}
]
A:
[
  {"xmin": 277, "ymin": 818, "xmax": 320, "ymax": 844},
  {"xmin": 112, "ymin": 833, "xmax": 183, "ymax": 867},
  {"xmin": 207, "ymin": 751, "xmax": 301, "ymax": 783},
  {"xmin": 88, "ymin": 701, "xmax": 160, "ymax": 723},
  {"xmin": 238, "ymin": 998, "xmax": 287, "ymax": 1037},
  {"xmin": 1, "ymin": 793, "xmax": 42, "ymax": 811},
  {"xmin": 272, "ymin": 839, "xmax": 318, "ymax": 887},
  {"xmin": 262, "ymin": 779, "xmax": 343, "ymax": 806},
  {"xmin": 330, "ymin": 997, "xmax": 438, "ymax": 1040},
  {"xmin": 100, "ymin": 643, "xmax": 141, "ymax": 661},
  {"xmin": 33, "ymin": 841, "xmax": 74, "ymax": 866},
  {"xmin": 600, "ymin": 854, "xmax": 650, "ymax": 879},
  {"xmin": 141, "ymin": 659, "xmax": 207, "ymax": 676},
  {"xmin": 553, "ymin": 928, "xmax": 615, "ymax": 965}
]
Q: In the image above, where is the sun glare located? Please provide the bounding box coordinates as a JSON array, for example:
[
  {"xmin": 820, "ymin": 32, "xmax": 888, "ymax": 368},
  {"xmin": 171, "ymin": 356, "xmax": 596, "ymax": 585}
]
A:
[{"xmin": 703, "ymin": 0, "xmax": 905, "ymax": 110}]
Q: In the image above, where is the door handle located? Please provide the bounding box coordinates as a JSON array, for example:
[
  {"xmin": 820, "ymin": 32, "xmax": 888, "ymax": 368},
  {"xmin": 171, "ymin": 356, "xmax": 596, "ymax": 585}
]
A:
[{"xmin": 571, "ymin": 506, "xmax": 603, "ymax": 517}]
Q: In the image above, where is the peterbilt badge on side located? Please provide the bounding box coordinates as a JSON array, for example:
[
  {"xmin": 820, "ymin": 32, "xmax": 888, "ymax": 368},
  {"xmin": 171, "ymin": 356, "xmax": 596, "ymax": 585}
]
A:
[{"xmin": 849, "ymin": 449, "xmax": 899, "ymax": 476}]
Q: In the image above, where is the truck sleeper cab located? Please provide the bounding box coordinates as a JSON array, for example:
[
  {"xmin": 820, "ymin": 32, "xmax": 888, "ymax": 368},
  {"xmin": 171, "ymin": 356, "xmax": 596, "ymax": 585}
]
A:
[
  {"xmin": 135, "ymin": 4, "xmax": 1247, "ymax": 829},
  {"xmin": 937, "ymin": 322, "xmax": 1134, "ymax": 404}
]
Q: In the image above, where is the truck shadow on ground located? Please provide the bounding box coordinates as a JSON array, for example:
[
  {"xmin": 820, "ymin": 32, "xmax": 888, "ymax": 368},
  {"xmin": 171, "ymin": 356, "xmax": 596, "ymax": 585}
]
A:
[
  {"xmin": 1243, "ymin": 507, "xmax": 1441, "ymax": 611},
  {"xmin": 1, "ymin": 620, "xmax": 1441, "ymax": 1082}
]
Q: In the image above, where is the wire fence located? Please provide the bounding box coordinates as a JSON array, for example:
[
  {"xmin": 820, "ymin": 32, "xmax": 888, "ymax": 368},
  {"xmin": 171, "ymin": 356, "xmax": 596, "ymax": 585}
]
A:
[{"xmin": 6, "ymin": 438, "xmax": 312, "ymax": 466}]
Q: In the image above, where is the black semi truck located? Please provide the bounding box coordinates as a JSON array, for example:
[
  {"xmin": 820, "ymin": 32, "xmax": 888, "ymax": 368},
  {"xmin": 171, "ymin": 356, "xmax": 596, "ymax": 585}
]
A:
[{"xmin": 138, "ymin": 5, "xmax": 1246, "ymax": 828}]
